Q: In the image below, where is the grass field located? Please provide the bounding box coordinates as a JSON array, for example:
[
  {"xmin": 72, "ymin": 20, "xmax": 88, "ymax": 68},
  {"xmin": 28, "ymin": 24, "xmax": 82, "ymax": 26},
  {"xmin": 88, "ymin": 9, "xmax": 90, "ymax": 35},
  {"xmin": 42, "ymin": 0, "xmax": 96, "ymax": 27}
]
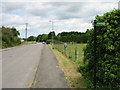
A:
[
  {"xmin": 54, "ymin": 44, "xmax": 86, "ymax": 66},
  {"xmin": 49, "ymin": 44, "xmax": 87, "ymax": 88}
]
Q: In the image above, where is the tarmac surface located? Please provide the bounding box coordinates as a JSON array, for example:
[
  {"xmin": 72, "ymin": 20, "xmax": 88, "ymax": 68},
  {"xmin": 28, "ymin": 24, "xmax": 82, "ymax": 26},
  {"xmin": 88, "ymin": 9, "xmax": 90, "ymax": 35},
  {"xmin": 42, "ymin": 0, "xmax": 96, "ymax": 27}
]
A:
[
  {"xmin": 2, "ymin": 43, "xmax": 68, "ymax": 88},
  {"xmin": 2, "ymin": 43, "xmax": 44, "ymax": 88},
  {"xmin": 33, "ymin": 45, "xmax": 68, "ymax": 88}
]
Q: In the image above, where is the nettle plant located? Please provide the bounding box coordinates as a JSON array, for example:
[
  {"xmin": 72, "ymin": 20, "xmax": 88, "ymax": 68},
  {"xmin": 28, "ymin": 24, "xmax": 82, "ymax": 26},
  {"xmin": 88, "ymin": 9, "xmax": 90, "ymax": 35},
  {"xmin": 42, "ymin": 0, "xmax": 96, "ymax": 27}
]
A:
[{"xmin": 78, "ymin": 9, "xmax": 120, "ymax": 88}]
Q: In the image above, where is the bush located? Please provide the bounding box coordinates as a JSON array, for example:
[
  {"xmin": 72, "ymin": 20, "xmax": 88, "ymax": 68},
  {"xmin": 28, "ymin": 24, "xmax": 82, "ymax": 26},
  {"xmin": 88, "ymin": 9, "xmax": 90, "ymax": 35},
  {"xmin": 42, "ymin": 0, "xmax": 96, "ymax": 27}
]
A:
[
  {"xmin": 46, "ymin": 39, "xmax": 63, "ymax": 44},
  {"xmin": 27, "ymin": 36, "xmax": 36, "ymax": 41},
  {"xmin": 78, "ymin": 9, "xmax": 120, "ymax": 88},
  {"xmin": 46, "ymin": 39, "xmax": 52, "ymax": 44},
  {"xmin": 1, "ymin": 26, "xmax": 21, "ymax": 48}
]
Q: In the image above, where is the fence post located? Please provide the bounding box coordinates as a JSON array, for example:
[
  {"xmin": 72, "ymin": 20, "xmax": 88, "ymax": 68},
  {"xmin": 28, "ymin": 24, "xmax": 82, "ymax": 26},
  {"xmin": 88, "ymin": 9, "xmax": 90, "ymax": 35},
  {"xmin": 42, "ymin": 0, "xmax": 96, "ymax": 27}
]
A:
[
  {"xmin": 69, "ymin": 47, "xmax": 72, "ymax": 58},
  {"xmin": 64, "ymin": 43, "xmax": 67, "ymax": 56},
  {"xmin": 75, "ymin": 47, "xmax": 77, "ymax": 60},
  {"xmin": 64, "ymin": 47, "xmax": 66, "ymax": 56}
]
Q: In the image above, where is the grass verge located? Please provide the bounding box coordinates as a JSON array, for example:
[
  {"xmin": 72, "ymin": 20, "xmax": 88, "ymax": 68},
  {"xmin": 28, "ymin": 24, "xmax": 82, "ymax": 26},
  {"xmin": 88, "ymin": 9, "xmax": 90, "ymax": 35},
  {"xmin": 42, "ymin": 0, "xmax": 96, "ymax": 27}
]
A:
[
  {"xmin": 49, "ymin": 44, "xmax": 86, "ymax": 88},
  {"xmin": 20, "ymin": 41, "xmax": 36, "ymax": 46},
  {"xmin": 1, "ymin": 41, "xmax": 36, "ymax": 49}
]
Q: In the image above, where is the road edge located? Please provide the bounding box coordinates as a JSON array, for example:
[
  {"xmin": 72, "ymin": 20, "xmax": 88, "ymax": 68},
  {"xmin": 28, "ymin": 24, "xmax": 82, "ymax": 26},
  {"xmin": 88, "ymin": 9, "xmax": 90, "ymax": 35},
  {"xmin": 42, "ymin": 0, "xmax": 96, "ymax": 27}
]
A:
[
  {"xmin": 1, "ymin": 43, "xmax": 37, "ymax": 52},
  {"xmin": 28, "ymin": 45, "xmax": 45, "ymax": 88},
  {"xmin": 48, "ymin": 45, "xmax": 87, "ymax": 88},
  {"xmin": 48, "ymin": 45, "xmax": 70, "ymax": 88}
]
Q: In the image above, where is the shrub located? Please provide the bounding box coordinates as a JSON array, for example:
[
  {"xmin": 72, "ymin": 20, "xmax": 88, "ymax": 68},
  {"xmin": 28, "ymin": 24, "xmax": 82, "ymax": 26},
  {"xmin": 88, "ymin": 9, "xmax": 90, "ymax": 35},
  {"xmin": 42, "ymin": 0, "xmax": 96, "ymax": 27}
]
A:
[
  {"xmin": 78, "ymin": 9, "xmax": 120, "ymax": 88},
  {"xmin": 46, "ymin": 39, "xmax": 63, "ymax": 44},
  {"xmin": 1, "ymin": 26, "xmax": 21, "ymax": 48},
  {"xmin": 46, "ymin": 39, "xmax": 52, "ymax": 44},
  {"xmin": 27, "ymin": 36, "xmax": 36, "ymax": 41}
]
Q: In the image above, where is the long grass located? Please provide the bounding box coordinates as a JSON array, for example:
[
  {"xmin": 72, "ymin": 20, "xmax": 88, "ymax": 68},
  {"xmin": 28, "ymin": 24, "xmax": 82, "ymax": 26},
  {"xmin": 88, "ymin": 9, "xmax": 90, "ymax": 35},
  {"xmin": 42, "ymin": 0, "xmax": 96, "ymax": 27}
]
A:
[
  {"xmin": 51, "ymin": 43, "xmax": 87, "ymax": 88},
  {"xmin": 1, "ymin": 41, "xmax": 36, "ymax": 49},
  {"xmin": 54, "ymin": 44, "xmax": 86, "ymax": 66}
]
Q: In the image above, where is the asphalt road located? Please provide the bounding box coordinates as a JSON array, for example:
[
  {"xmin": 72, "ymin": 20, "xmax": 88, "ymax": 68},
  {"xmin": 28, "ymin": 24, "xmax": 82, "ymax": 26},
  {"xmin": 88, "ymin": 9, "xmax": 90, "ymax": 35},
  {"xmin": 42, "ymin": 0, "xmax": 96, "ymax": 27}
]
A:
[
  {"xmin": 0, "ymin": 51, "xmax": 2, "ymax": 89},
  {"xmin": 33, "ymin": 46, "xmax": 68, "ymax": 88},
  {"xmin": 2, "ymin": 43, "xmax": 44, "ymax": 88}
]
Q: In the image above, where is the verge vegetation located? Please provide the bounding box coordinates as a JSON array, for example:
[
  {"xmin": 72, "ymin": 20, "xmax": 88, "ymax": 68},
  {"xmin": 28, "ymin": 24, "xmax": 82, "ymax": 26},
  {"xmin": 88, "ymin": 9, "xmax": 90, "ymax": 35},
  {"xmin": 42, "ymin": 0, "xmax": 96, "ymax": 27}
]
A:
[
  {"xmin": 1, "ymin": 26, "xmax": 21, "ymax": 49},
  {"xmin": 78, "ymin": 9, "xmax": 120, "ymax": 89},
  {"xmin": 49, "ymin": 44, "xmax": 87, "ymax": 88}
]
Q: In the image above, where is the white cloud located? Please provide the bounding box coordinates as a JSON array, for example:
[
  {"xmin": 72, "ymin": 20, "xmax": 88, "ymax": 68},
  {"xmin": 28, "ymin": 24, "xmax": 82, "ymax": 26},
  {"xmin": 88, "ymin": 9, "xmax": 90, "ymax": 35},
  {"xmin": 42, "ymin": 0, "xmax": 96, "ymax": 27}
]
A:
[
  {"xmin": 2, "ymin": 0, "xmax": 120, "ymax": 2},
  {"xmin": 1, "ymin": 1, "xmax": 119, "ymax": 38},
  {"xmin": 2, "ymin": 13, "xmax": 25, "ymax": 26}
]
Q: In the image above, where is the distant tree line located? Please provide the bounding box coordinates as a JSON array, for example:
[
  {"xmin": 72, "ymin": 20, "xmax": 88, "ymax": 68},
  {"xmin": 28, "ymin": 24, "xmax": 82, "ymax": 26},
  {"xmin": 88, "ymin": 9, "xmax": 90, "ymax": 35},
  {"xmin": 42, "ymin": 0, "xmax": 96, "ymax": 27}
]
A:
[
  {"xmin": 57, "ymin": 31, "xmax": 89, "ymax": 43},
  {"xmin": 27, "ymin": 36, "xmax": 36, "ymax": 41},
  {"xmin": 1, "ymin": 26, "xmax": 21, "ymax": 48},
  {"xmin": 1, "ymin": 26, "xmax": 90, "ymax": 48},
  {"xmin": 36, "ymin": 31, "xmax": 90, "ymax": 44}
]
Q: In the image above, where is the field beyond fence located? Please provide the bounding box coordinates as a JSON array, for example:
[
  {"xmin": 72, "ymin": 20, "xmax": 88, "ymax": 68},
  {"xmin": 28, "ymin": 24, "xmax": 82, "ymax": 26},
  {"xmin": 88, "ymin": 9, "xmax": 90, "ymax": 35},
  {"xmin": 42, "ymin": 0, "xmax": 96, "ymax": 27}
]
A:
[
  {"xmin": 53, "ymin": 43, "xmax": 86, "ymax": 66},
  {"xmin": 50, "ymin": 43, "xmax": 87, "ymax": 88}
]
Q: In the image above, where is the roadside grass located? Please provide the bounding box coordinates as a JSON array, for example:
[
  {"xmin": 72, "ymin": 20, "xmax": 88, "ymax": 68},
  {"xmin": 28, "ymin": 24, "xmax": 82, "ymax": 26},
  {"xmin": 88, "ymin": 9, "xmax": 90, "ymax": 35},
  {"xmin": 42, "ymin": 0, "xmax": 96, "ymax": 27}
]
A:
[
  {"xmin": 49, "ymin": 44, "xmax": 87, "ymax": 88},
  {"xmin": 20, "ymin": 41, "xmax": 36, "ymax": 46},
  {"xmin": 54, "ymin": 44, "xmax": 86, "ymax": 67},
  {"xmin": 0, "ymin": 40, "xmax": 2, "ymax": 49},
  {"xmin": 1, "ymin": 41, "xmax": 36, "ymax": 49}
]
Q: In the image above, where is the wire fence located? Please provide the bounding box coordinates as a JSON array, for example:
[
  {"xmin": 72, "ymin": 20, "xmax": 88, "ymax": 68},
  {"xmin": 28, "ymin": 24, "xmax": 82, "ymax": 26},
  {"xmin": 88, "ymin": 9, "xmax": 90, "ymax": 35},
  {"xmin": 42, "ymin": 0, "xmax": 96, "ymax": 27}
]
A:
[{"xmin": 53, "ymin": 43, "xmax": 86, "ymax": 63}]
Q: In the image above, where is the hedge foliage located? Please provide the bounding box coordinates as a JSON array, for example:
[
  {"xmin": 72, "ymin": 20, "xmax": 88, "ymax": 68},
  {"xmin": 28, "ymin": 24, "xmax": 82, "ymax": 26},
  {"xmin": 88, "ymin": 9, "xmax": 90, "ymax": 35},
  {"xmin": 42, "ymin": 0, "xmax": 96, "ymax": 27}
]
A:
[
  {"xmin": 27, "ymin": 36, "xmax": 36, "ymax": 41},
  {"xmin": 1, "ymin": 26, "xmax": 21, "ymax": 48},
  {"xmin": 78, "ymin": 9, "xmax": 120, "ymax": 88}
]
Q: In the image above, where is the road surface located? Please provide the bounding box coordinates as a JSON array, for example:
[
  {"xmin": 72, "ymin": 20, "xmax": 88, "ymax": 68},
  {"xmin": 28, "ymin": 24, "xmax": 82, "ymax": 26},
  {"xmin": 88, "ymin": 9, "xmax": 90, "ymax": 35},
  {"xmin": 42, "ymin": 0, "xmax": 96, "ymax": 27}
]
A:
[
  {"xmin": 33, "ymin": 46, "xmax": 68, "ymax": 88},
  {"xmin": 0, "ymin": 51, "xmax": 2, "ymax": 89},
  {"xmin": 2, "ymin": 43, "xmax": 44, "ymax": 88}
]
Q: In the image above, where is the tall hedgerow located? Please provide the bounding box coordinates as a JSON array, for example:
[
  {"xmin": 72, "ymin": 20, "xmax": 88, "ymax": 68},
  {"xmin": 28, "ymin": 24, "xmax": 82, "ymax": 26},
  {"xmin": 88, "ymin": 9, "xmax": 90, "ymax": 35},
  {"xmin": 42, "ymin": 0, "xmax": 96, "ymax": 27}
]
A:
[
  {"xmin": 1, "ymin": 26, "xmax": 21, "ymax": 48},
  {"xmin": 78, "ymin": 9, "xmax": 120, "ymax": 89}
]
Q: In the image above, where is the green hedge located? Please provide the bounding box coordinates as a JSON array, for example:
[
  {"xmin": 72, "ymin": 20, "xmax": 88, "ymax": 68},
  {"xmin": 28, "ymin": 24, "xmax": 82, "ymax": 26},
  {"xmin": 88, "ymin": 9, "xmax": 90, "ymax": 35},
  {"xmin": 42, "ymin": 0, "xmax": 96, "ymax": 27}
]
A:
[
  {"xmin": 46, "ymin": 39, "xmax": 63, "ymax": 44},
  {"xmin": 1, "ymin": 26, "xmax": 21, "ymax": 48},
  {"xmin": 78, "ymin": 9, "xmax": 120, "ymax": 89}
]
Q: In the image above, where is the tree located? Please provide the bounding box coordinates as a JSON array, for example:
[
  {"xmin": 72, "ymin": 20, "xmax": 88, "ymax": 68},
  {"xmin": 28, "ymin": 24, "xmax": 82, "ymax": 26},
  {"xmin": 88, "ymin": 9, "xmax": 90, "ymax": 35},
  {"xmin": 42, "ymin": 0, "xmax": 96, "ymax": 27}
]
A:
[
  {"xmin": 41, "ymin": 34, "xmax": 48, "ymax": 42},
  {"xmin": 36, "ymin": 34, "xmax": 48, "ymax": 42},
  {"xmin": 48, "ymin": 31, "xmax": 56, "ymax": 39},
  {"xmin": 1, "ymin": 26, "xmax": 21, "ymax": 48},
  {"xmin": 11, "ymin": 27, "xmax": 20, "ymax": 37},
  {"xmin": 36, "ymin": 35, "xmax": 42, "ymax": 42},
  {"xmin": 57, "ymin": 31, "xmax": 88, "ymax": 43},
  {"xmin": 27, "ymin": 36, "xmax": 36, "ymax": 41}
]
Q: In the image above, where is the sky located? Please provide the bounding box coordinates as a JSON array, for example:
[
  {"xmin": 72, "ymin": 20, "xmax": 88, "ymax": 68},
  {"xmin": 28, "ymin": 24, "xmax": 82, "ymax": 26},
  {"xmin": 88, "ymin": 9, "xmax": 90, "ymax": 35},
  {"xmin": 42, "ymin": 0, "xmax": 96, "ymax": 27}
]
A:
[{"xmin": 1, "ymin": 0, "xmax": 119, "ymax": 38}]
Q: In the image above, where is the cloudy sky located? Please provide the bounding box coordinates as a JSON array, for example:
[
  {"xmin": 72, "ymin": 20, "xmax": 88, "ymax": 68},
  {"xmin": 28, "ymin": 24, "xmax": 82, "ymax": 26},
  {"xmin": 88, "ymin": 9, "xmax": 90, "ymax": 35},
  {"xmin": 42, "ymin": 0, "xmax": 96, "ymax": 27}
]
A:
[{"xmin": 1, "ymin": 0, "xmax": 119, "ymax": 38}]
